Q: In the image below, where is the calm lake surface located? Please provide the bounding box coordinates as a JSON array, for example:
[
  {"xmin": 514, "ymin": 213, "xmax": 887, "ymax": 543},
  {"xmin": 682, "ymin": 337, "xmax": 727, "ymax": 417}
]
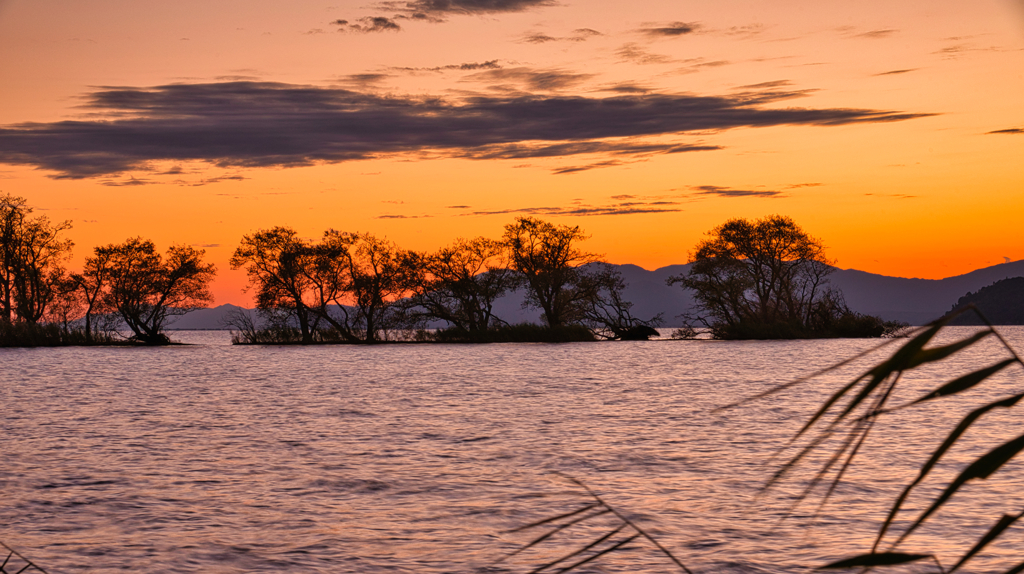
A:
[{"xmin": 3, "ymin": 328, "xmax": 1024, "ymax": 573}]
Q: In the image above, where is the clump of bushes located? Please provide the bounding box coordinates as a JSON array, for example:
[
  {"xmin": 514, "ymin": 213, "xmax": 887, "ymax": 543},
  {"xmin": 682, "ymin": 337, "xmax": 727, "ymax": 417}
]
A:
[
  {"xmin": 0, "ymin": 321, "xmax": 120, "ymax": 347},
  {"xmin": 428, "ymin": 323, "xmax": 596, "ymax": 343}
]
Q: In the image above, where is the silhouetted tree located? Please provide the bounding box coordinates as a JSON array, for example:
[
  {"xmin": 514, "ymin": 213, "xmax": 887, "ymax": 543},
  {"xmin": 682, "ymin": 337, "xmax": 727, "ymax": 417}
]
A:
[
  {"xmin": 0, "ymin": 193, "xmax": 73, "ymax": 324},
  {"xmin": 669, "ymin": 215, "xmax": 882, "ymax": 339},
  {"xmin": 332, "ymin": 231, "xmax": 420, "ymax": 343},
  {"xmin": 68, "ymin": 247, "xmax": 115, "ymax": 343},
  {"xmin": 408, "ymin": 236, "xmax": 519, "ymax": 332},
  {"xmin": 103, "ymin": 238, "xmax": 216, "ymax": 344},
  {"xmin": 231, "ymin": 227, "xmax": 323, "ymax": 343},
  {"xmin": 580, "ymin": 264, "xmax": 662, "ymax": 340},
  {"xmin": 502, "ymin": 217, "xmax": 603, "ymax": 327}
]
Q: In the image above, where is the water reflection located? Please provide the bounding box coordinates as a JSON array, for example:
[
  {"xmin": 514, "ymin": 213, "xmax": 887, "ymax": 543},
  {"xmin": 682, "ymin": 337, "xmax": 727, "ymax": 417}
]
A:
[{"xmin": 1, "ymin": 327, "xmax": 1022, "ymax": 573}]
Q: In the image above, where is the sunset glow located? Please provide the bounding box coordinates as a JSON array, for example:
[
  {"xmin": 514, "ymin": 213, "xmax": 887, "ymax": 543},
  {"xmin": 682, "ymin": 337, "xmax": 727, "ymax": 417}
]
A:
[{"xmin": 2, "ymin": 0, "xmax": 1021, "ymax": 306}]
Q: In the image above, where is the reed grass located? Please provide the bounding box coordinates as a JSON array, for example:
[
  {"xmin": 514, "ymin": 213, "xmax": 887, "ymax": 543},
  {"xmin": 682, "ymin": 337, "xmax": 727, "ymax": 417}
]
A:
[
  {"xmin": 743, "ymin": 305, "xmax": 1024, "ymax": 572},
  {"xmin": 491, "ymin": 474, "xmax": 692, "ymax": 573},
  {"xmin": 1, "ymin": 541, "xmax": 47, "ymax": 574},
  {"xmin": 503, "ymin": 304, "xmax": 1023, "ymax": 573}
]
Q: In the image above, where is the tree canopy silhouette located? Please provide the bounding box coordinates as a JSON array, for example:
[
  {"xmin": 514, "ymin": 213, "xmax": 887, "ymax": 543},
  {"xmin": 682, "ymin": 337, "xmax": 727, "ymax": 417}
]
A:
[
  {"xmin": 407, "ymin": 236, "xmax": 519, "ymax": 333},
  {"xmin": 670, "ymin": 215, "xmax": 893, "ymax": 339},
  {"xmin": 102, "ymin": 238, "xmax": 216, "ymax": 344},
  {"xmin": 0, "ymin": 193, "xmax": 73, "ymax": 325},
  {"xmin": 502, "ymin": 217, "xmax": 602, "ymax": 327}
]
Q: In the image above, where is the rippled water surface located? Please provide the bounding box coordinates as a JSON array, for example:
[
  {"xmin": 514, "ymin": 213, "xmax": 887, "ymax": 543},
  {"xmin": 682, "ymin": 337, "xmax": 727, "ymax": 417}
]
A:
[{"xmin": 4, "ymin": 328, "xmax": 1024, "ymax": 573}]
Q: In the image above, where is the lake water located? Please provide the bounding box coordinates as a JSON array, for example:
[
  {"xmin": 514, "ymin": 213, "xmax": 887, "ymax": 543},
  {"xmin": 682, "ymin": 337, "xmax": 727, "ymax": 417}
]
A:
[{"xmin": 3, "ymin": 327, "xmax": 1024, "ymax": 574}]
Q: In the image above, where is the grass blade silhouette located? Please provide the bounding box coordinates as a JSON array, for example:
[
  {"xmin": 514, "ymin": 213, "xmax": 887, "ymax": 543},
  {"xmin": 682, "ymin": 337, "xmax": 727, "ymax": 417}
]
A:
[
  {"xmin": 894, "ymin": 432, "xmax": 1024, "ymax": 546},
  {"xmin": 554, "ymin": 534, "xmax": 641, "ymax": 574},
  {"xmin": 873, "ymin": 392, "xmax": 1024, "ymax": 549},
  {"xmin": 947, "ymin": 511, "xmax": 1024, "ymax": 573},
  {"xmin": 505, "ymin": 503, "xmax": 601, "ymax": 533},
  {"xmin": 525, "ymin": 523, "xmax": 628, "ymax": 574},
  {"xmin": 818, "ymin": 552, "xmax": 935, "ymax": 569}
]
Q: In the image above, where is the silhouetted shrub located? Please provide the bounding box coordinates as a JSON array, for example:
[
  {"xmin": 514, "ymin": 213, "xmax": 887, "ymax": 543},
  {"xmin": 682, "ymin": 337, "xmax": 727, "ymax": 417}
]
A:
[
  {"xmin": 0, "ymin": 320, "xmax": 120, "ymax": 347},
  {"xmin": 429, "ymin": 323, "xmax": 597, "ymax": 343}
]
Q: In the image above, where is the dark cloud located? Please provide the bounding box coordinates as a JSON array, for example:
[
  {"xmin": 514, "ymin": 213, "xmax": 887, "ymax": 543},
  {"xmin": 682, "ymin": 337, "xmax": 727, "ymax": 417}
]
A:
[
  {"xmin": 616, "ymin": 43, "xmax": 675, "ymax": 65},
  {"xmin": 853, "ymin": 29, "xmax": 898, "ymax": 39},
  {"xmin": 446, "ymin": 205, "xmax": 471, "ymax": 208},
  {"xmin": 681, "ymin": 60, "xmax": 729, "ymax": 71},
  {"xmin": 551, "ymin": 160, "xmax": 624, "ymax": 174},
  {"xmin": 638, "ymin": 21, "xmax": 700, "ymax": 37},
  {"xmin": 334, "ymin": 17, "xmax": 401, "ymax": 33},
  {"xmin": 458, "ymin": 141, "xmax": 720, "ymax": 160},
  {"xmin": 0, "ymin": 81, "xmax": 934, "ymax": 179},
  {"xmin": 101, "ymin": 177, "xmax": 155, "ymax": 187},
  {"xmin": 873, "ymin": 69, "xmax": 917, "ymax": 76},
  {"xmin": 603, "ymin": 82, "xmax": 651, "ymax": 94},
  {"xmin": 521, "ymin": 28, "xmax": 602, "ymax": 43},
  {"xmin": 184, "ymin": 175, "xmax": 248, "ymax": 186},
  {"xmin": 337, "ymin": 73, "xmax": 393, "ymax": 88},
  {"xmin": 735, "ymin": 80, "xmax": 792, "ymax": 90},
  {"xmin": 391, "ymin": 60, "xmax": 503, "ymax": 74},
  {"xmin": 987, "ymin": 128, "xmax": 1023, "ymax": 134},
  {"xmin": 376, "ymin": 214, "xmax": 433, "ymax": 219},
  {"xmin": 461, "ymin": 67, "xmax": 594, "ymax": 91},
  {"xmin": 864, "ymin": 193, "xmax": 917, "ymax": 199},
  {"xmin": 723, "ymin": 24, "xmax": 765, "ymax": 38},
  {"xmin": 522, "ymin": 33, "xmax": 558, "ymax": 43},
  {"xmin": 191, "ymin": 243, "xmax": 221, "ymax": 248},
  {"xmin": 461, "ymin": 198, "xmax": 682, "ymax": 217},
  {"xmin": 690, "ymin": 185, "xmax": 782, "ymax": 198},
  {"xmin": 375, "ymin": 0, "xmax": 556, "ymax": 17}
]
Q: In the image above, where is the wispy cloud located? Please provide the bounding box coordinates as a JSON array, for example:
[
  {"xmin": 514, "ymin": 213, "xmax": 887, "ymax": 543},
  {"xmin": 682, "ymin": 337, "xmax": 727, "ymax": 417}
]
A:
[
  {"xmin": 101, "ymin": 176, "xmax": 155, "ymax": 187},
  {"xmin": 987, "ymin": 127, "xmax": 1023, "ymax": 134},
  {"xmin": 391, "ymin": 60, "xmax": 502, "ymax": 73},
  {"xmin": 378, "ymin": 0, "xmax": 556, "ymax": 16},
  {"xmin": 616, "ymin": 43, "xmax": 675, "ymax": 65},
  {"xmin": 735, "ymin": 80, "xmax": 792, "ymax": 90},
  {"xmin": 0, "ymin": 81, "xmax": 933, "ymax": 179},
  {"xmin": 638, "ymin": 21, "xmax": 700, "ymax": 38},
  {"xmin": 853, "ymin": 29, "xmax": 898, "ymax": 39},
  {"xmin": 521, "ymin": 28, "xmax": 602, "ymax": 43},
  {"xmin": 455, "ymin": 197, "xmax": 683, "ymax": 217},
  {"xmin": 873, "ymin": 69, "xmax": 917, "ymax": 76},
  {"xmin": 689, "ymin": 185, "xmax": 783, "ymax": 197},
  {"xmin": 343, "ymin": 0, "xmax": 557, "ymax": 29},
  {"xmin": 336, "ymin": 73, "xmax": 394, "ymax": 88},
  {"xmin": 333, "ymin": 17, "xmax": 402, "ymax": 33},
  {"xmin": 461, "ymin": 67, "xmax": 594, "ymax": 91}
]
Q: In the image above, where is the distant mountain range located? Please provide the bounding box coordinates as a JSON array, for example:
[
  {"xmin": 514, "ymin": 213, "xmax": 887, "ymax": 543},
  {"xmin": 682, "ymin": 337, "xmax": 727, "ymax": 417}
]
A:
[
  {"xmin": 167, "ymin": 260, "xmax": 1024, "ymax": 329},
  {"xmin": 948, "ymin": 277, "xmax": 1024, "ymax": 325}
]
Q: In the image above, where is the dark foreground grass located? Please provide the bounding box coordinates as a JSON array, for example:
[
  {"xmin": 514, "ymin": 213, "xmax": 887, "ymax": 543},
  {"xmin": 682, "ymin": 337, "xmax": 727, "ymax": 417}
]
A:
[
  {"xmin": 231, "ymin": 323, "xmax": 597, "ymax": 344},
  {"xmin": 0, "ymin": 321, "xmax": 121, "ymax": 347},
  {"xmin": 504, "ymin": 305, "xmax": 1024, "ymax": 573}
]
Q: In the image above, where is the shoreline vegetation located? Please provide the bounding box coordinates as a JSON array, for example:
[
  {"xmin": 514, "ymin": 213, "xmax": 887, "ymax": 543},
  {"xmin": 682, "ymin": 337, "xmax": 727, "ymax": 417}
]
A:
[{"xmin": 3, "ymin": 193, "xmax": 911, "ymax": 347}]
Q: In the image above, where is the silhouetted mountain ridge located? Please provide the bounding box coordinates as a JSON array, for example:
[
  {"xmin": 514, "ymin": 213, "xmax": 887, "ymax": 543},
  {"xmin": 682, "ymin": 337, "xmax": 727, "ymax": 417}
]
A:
[{"xmin": 947, "ymin": 277, "xmax": 1024, "ymax": 325}]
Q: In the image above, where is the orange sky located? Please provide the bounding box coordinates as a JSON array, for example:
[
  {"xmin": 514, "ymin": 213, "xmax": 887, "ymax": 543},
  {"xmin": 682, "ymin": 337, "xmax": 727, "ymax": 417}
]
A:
[{"xmin": 1, "ymin": 0, "xmax": 1022, "ymax": 306}]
